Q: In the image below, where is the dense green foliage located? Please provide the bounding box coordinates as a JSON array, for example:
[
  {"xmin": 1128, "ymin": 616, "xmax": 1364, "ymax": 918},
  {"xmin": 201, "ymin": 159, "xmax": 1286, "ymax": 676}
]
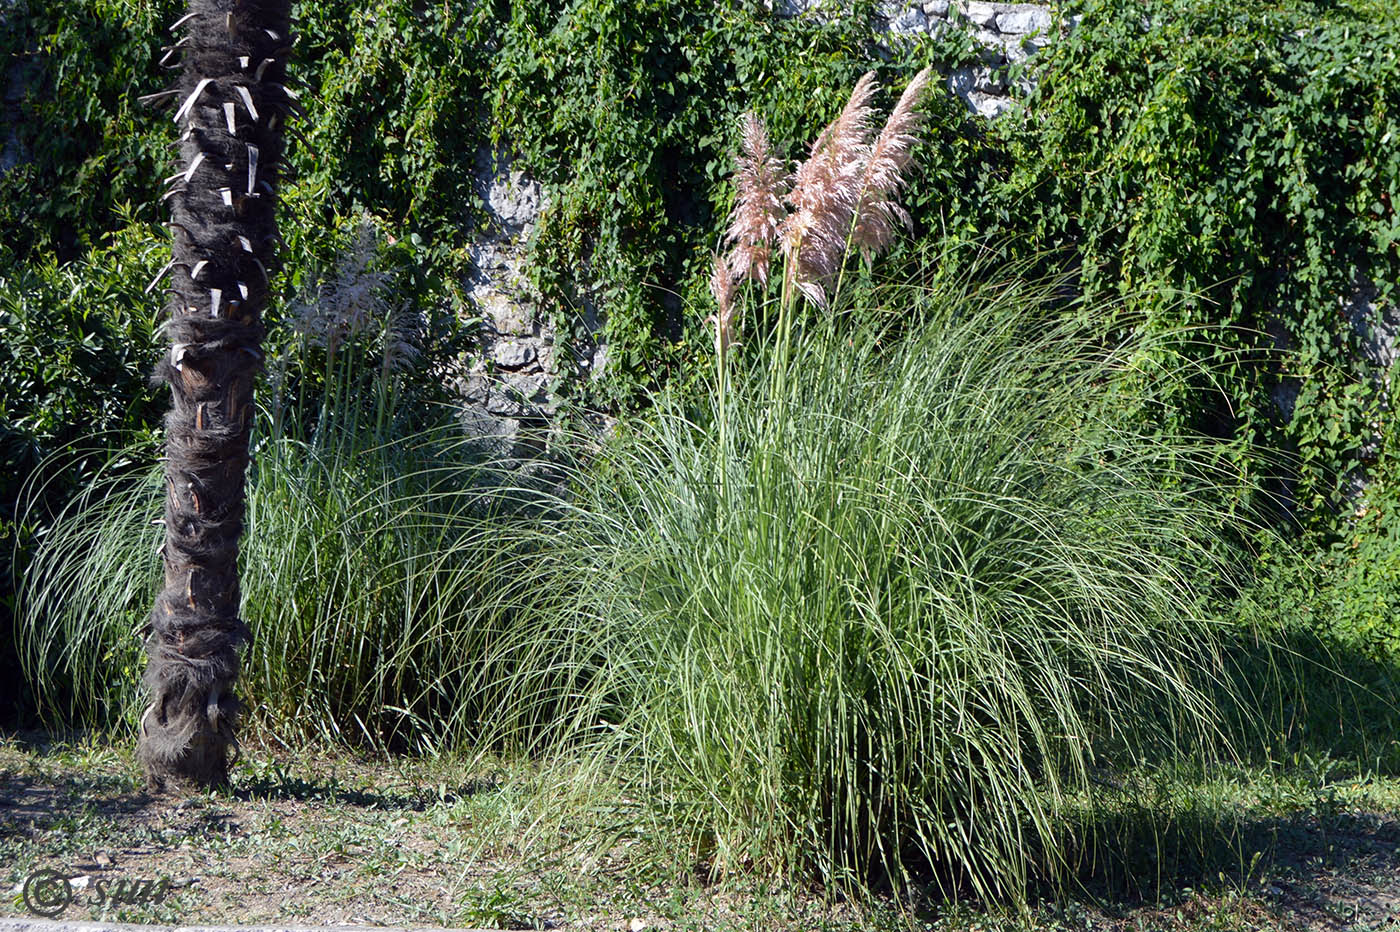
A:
[
  {"xmin": 0, "ymin": 0, "xmax": 174, "ymax": 261},
  {"xmin": 6, "ymin": 0, "xmax": 1394, "ymax": 527},
  {"xmin": 999, "ymin": 0, "xmax": 1400, "ymax": 531},
  {"xmin": 1033, "ymin": 0, "xmax": 1400, "ymax": 660},
  {"xmin": 3, "ymin": 0, "xmax": 1398, "ymax": 902},
  {"xmin": 1, "ymin": 222, "xmax": 165, "ymax": 517}
]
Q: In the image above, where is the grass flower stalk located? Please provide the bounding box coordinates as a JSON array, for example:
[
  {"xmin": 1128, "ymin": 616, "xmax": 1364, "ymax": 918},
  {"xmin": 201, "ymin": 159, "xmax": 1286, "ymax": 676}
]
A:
[
  {"xmin": 708, "ymin": 254, "xmax": 738, "ymax": 493},
  {"xmin": 713, "ymin": 70, "xmax": 933, "ymax": 412}
]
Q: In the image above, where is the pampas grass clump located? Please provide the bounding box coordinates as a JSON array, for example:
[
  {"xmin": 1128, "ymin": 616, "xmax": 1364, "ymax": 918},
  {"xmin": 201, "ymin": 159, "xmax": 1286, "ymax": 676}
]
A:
[
  {"xmin": 491, "ymin": 72, "xmax": 1249, "ymax": 898},
  {"xmin": 486, "ymin": 269, "xmax": 1248, "ymax": 901}
]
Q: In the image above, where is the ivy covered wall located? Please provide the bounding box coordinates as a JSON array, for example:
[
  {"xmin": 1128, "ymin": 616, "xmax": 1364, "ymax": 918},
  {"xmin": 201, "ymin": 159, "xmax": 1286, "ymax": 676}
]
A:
[{"xmin": 2, "ymin": 0, "xmax": 1397, "ymax": 691}]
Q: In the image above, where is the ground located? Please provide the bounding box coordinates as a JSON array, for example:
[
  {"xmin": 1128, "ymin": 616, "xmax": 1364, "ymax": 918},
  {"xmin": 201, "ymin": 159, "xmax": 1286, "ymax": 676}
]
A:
[{"xmin": 1, "ymin": 735, "xmax": 1398, "ymax": 931}]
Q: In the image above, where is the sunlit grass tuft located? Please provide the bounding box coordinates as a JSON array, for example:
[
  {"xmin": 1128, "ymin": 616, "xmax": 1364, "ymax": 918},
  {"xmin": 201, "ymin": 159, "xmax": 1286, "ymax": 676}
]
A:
[{"xmin": 486, "ymin": 270, "xmax": 1259, "ymax": 901}]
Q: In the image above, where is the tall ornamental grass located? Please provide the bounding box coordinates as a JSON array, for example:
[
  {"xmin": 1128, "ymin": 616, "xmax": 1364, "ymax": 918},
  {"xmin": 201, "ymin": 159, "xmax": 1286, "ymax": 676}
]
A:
[
  {"xmin": 488, "ymin": 269, "xmax": 1253, "ymax": 900},
  {"xmin": 17, "ymin": 419, "xmax": 561, "ymax": 753},
  {"xmin": 15, "ymin": 219, "xmax": 561, "ymax": 752},
  {"xmin": 472, "ymin": 73, "xmax": 1252, "ymax": 898}
]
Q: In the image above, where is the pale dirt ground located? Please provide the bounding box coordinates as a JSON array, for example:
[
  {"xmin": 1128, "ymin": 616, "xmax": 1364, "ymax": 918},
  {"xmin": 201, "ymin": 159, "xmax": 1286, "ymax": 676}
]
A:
[{"xmin": 2, "ymin": 736, "xmax": 1399, "ymax": 932}]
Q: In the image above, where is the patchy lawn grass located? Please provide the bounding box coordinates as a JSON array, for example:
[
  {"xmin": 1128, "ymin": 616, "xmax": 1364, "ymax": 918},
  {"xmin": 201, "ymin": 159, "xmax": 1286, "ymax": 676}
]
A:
[{"xmin": 1, "ymin": 734, "xmax": 1398, "ymax": 931}]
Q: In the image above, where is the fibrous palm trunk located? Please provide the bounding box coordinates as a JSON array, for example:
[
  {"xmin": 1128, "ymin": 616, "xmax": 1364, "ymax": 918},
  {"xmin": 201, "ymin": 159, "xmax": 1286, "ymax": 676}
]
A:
[{"xmin": 139, "ymin": 0, "xmax": 295, "ymax": 791}]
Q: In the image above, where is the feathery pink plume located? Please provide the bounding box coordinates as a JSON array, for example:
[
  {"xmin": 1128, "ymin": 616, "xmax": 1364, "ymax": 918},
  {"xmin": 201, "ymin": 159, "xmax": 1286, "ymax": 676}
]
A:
[
  {"xmin": 851, "ymin": 66, "xmax": 932, "ymax": 264},
  {"xmin": 780, "ymin": 71, "xmax": 879, "ymax": 307},
  {"xmin": 707, "ymin": 254, "xmax": 738, "ymax": 359},
  {"xmin": 725, "ymin": 112, "xmax": 789, "ymax": 286}
]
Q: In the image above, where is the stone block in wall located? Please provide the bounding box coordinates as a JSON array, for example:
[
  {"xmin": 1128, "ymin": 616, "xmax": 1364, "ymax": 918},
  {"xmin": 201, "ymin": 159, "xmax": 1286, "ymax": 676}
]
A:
[
  {"xmin": 947, "ymin": 65, "xmax": 1015, "ymax": 117},
  {"xmin": 483, "ymin": 371, "xmax": 552, "ymax": 418},
  {"xmin": 1003, "ymin": 35, "xmax": 1045, "ymax": 65},
  {"xmin": 458, "ymin": 407, "xmax": 524, "ymax": 459},
  {"xmin": 996, "ymin": 6, "xmax": 1051, "ymax": 34},
  {"xmin": 956, "ymin": 1, "xmax": 1001, "ymax": 30},
  {"xmin": 973, "ymin": 31, "xmax": 1010, "ymax": 62},
  {"xmin": 478, "ymin": 292, "xmax": 533, "ymax": 337},
  {"xmin": 969, "ymin": 93, "xmax": 1014, "ymax": 119},
  {"xmin": 1344, "ymin": 278, "xmax": 1399, "ymax": 377},
  {"xmin": 885, "ymin": 6, "xmax": 929, "ymax": 34},
  {"xmin": 492, "ymin": 340, "xmax": 537, "ymax": 370},
  {"xmin": 767, "ymin": 0, "xmax": 856, "ymax": 17}
]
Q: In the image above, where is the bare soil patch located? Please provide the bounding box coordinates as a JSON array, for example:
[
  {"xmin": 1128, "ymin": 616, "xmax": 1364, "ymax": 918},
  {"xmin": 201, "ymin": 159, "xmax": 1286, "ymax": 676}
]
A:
[{"xmin": 2, "ymin": 736, "xmax": 1398, "ymax": 931}]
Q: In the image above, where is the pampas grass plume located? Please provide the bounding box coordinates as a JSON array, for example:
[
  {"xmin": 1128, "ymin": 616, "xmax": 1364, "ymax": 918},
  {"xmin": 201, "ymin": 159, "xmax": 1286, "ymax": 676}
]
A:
[
  {"xmin": 852, "ymin": 66, "xmax": 933, "ymax": 264},
  {"xmin": 780, "ymin": 71, "xmax": 879, "ymax": 306},
  {"xmin": 707, "ymin": 254, "xmax": 738, "ymax": 360},
  {"xmin": 726, "ymin": 112, "xmax": 789, "ymax": 286},
  {"xmin": 712, "ymin": 68, "xmax": 931, "ymax": 322}
]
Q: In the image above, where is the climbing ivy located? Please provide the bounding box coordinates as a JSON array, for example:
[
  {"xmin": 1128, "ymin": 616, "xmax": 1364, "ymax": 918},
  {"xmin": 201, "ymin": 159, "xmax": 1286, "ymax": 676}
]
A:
[
  {"xmin": 1, "ymin": 0, "xmax": 1396, "ymax": 558},
  {"xmin": 989, "ymin": 0, "xmax": 1399, "ymax": 535}
]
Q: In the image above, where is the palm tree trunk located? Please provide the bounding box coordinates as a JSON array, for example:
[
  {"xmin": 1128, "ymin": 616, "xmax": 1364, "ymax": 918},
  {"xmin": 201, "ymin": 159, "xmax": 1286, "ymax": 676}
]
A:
[{"xmin": 139, "ymin": 0, "xmax": 294, "ymax": 792}]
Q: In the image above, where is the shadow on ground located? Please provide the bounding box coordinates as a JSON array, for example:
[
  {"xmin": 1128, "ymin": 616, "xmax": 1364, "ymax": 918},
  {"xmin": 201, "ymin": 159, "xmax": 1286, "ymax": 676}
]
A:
[{"xmin": 232, "ymin": 770, "xmax": 501, "ymax": 809}]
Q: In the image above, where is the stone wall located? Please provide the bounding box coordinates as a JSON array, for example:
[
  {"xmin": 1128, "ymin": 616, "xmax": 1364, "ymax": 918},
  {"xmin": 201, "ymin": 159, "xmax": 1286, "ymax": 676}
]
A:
[
  {"xmin": 916, "ymin": 1, "xmax": 1063, "ymax": 118},
  {"xmin": 782, "ymin": 0, "xmax": 1066, "ymax": 118},
  {"xmin": 877, "ymin": 1, "xmax": 1060, "ymax": 117},
  {"xmin": 451, "ymin": 149, "xmax": 561, "ymax": 460}
]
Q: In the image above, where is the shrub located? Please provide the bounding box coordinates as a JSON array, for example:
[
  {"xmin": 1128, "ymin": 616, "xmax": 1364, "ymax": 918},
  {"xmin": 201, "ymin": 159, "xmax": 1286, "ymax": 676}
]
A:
[
  {"xmin": 0, "ymin": 220, "xmax": 166, "ymax": 514},
  {"xmin": 0, "ymin": 0, "xmax": 177, "ymax": 260},
  {"xmin": 0, "ymin": 221, "xmax": 167, "ymax": 724}
]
